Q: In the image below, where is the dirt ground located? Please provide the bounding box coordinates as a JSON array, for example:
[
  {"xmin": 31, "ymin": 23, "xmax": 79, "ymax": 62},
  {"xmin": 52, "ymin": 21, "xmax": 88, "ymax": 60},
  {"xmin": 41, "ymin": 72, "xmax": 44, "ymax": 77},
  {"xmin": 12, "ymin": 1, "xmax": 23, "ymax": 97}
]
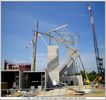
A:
[
  {"xmin": 4, "ymin": 85, "xmax": 105, "ymax": 97},
  {"xmin": 37, "ymin": 85, "xmax": 105, "ymax": 97},
  {"xmin": 66, "ymin": 91, "xmax": 105, "ymax": 97},
  {"xmin": 65, "ymin": 87, "xmax": 105, "ymax": 97}
]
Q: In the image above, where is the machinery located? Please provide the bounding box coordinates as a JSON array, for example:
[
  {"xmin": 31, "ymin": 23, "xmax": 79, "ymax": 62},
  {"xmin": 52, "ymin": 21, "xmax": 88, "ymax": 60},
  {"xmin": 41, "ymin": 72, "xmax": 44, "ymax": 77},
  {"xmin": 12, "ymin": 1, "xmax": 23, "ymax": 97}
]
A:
[
  {"xmin": 27, "ymin": 20, "xmax": 90, "ymax": 85},
  {"xmin": 78, "ymin": 55, "xmax": 90, "ymax": 85},
  {"xmin": 88, "ymin": 4, "xmax": 105, "ymax": 84},
  {"xmin": 33, "ymin": 23, "xmax": 90, "ymax": 85},
  {"xmin": 26, "ymin": 21, "xmax": 39, "ymax": 71}
]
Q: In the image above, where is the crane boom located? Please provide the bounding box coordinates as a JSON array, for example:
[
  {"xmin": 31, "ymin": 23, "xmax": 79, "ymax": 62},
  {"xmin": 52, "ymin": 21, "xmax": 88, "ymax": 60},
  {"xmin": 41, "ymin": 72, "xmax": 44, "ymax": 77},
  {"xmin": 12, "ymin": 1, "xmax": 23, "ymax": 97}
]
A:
[
  {"xmin": 87, "ymin": 4, "xmax": 104, "ymax": 76},
  {"xmin": 33, "ymin": 23, "xmax": 89, "ymax": 84},
  {"xmin": 46, "ymin": 24, "xmax": 68, "ymax": 34}
]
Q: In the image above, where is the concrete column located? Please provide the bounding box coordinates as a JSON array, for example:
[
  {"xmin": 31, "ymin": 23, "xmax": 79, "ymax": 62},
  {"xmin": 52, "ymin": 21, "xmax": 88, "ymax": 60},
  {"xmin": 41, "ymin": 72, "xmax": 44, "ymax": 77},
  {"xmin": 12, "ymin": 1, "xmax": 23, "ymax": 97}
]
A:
[{"xmin": 47, "ymin": 46, "xmax": 59, "ymax": 87}]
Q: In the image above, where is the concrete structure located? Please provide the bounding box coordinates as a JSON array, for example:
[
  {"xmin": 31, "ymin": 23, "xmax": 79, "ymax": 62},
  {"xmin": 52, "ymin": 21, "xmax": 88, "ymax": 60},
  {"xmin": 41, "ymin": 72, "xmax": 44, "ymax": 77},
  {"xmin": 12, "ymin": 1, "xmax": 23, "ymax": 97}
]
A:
[
  {"xmin": 59, "ymin": 49, "xmax": 83, "ymax": 86},
  {"xmin": 21, "ymin": 71, "xmax": 46, "ymax": 90},
  {"xmin": 60, "ymin": 49, "xmax": 79, "ymax": 76},
  {"xmin": 1, "ymin": 70, "xmax": 21, "ymax": 96},
  {"xmin": 47, "ymin": 46, "xmax": 59, "ymax": 87},
  {"xmin": 60, "ymin": 75, "xmax": 83, "ymax": 86},
  {"xmin": 1, "ymin": 46, "xmax": 84, "ymax": 97},
  {"xmin": 1, "ymin": 70, "xmax": 47, "ymax": 96}
]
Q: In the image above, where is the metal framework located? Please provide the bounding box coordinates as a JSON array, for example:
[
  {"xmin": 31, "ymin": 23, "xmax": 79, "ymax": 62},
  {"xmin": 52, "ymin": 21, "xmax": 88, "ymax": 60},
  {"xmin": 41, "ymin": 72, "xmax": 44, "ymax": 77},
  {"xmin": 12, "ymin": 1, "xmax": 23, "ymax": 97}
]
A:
[
  {"xmin": 28, "ymin": 22, "xmax": 79, "ymax": 71},
  {"xmin": 27, "ymin": 21, "xmax": 90, "ymax": 84},
  {"xmin": 88, "ymin": 4, "xmax": 104, "ymax": 76}
]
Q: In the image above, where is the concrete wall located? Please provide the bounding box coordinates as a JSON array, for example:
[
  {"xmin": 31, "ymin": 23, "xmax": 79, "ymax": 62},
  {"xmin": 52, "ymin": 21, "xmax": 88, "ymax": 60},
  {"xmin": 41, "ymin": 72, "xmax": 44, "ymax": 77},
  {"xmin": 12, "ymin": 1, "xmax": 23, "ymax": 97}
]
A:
[
  {"xmin": 1, "ymin": 70, "xmax": 21, "ymax": 96},
  {"xmin": 47, "ymin": 46, "xmax": 59, "ymax": 87},
  {"xmin": 60, "ymin": 50, "xmax": 79, "ymax": 76},
  {"xmin": 67, "ymin": 62, "xmax": 76, "ymax": 75},
  {"xmin": 60, "ymin": 75, "xmax": 83, "ymax": 86},
  {"xmin": 21, "ymin": 71, "xmax": 46, "ymax": 90},
  {"xmin": 60, "ymin": 60, "xmax": 77, "ymax": 76}
]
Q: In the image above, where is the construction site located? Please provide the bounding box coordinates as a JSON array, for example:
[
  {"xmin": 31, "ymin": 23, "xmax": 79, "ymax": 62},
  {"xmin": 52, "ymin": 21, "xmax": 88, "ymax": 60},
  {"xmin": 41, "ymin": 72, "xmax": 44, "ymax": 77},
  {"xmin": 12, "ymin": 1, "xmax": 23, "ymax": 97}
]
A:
[{"xmin": 1, "ymin": 3, "xmax": 105, "ymax": 97}]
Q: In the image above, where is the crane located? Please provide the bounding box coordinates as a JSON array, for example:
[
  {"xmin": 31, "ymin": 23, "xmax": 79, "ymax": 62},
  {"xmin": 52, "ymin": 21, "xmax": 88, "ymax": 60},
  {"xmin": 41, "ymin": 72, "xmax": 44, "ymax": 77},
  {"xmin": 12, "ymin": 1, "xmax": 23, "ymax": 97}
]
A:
[
  {"xmin": 28, "ymin": 23, "xmax": 70, "ymax": 71},
  {"xmin": 87, "ymin": 4, "xmax": 105, "ymax": 83},
  {"xmin": 26, "ymin": 21, "xmax": 39, "ymax": 71},
  {"xmin": 33, "ymin": 25, "xmax": 90, "ymax": 85},
  {"xmin": 28, "ymin": 21, "xmax": 90, "ymax": 84}
]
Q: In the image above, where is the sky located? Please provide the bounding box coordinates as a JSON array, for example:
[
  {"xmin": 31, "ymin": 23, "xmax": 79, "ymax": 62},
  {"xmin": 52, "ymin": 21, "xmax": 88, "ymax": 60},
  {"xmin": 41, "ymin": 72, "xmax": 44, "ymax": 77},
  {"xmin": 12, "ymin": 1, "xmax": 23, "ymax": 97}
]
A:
[{"xmin": 1, "ymin": 2, "xmax": 105, "ymax": 72}]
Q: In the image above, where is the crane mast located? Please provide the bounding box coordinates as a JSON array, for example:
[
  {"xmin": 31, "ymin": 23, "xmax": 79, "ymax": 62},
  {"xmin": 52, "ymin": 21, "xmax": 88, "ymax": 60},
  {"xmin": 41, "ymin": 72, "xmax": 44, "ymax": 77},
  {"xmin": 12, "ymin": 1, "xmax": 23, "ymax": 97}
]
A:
[
  {"xmin": 32, "ymin": 22, "xmax": 90, "ymax": 84},
  {"xmin": 87, "ymin": 5, "xmax": 104, "ymax": 76},
  {"xmin": 32, "ymin": 21, "xmax": 39, "ymax": 71}
]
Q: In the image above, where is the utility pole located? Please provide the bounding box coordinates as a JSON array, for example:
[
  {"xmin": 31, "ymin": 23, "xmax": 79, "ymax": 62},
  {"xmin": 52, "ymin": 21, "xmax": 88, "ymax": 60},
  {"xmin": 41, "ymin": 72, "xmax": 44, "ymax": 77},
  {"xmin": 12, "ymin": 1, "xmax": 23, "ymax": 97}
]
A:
[{"xmin": 32, "ymin": 21, "xmax": 39, "ymax": 71}]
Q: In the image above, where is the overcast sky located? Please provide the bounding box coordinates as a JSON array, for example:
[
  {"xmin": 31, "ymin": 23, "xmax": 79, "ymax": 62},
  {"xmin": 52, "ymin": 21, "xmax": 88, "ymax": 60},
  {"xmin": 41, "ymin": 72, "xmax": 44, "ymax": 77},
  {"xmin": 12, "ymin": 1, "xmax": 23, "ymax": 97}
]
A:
[{"xmin": 1, "ymin": 2, "xmax": 105, "ymax": 72}]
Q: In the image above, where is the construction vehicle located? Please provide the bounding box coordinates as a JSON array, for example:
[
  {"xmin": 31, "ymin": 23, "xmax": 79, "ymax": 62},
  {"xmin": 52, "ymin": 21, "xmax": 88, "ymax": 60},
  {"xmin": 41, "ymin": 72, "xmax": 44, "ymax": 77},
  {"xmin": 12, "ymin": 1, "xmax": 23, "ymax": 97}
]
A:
[
  {"xmin": 88, "ymin": 4, "xmax": 105, "ymax": 84},
  {"xmin": 93, "ymin": 75, "xmax": 102, "ymax": 84},
  {"xmin": 78, "ymin": 55, "xmax": 90, "ymax": 85}
]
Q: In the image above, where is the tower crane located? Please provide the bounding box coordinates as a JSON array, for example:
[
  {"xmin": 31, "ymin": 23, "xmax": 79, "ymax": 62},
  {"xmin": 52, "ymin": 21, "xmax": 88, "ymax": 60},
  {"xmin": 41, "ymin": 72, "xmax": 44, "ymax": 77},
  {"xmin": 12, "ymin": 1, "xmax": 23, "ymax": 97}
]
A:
[
  {"xmin": 28, "ymin": 23, "xmax": 70, "ymax": 71},
  {"xmin": 27, "ymin": 21, "xmax": 90, "ymax": 84},
  {"xmin": 26, "ymin": 21, "xmax": 39, "ymax": 71},
  {"xmin": 88, "ymin": 4, "xmax": 105, "ymax": 83},
  {"xmin": 33, "ymin": 24, "xmax": 90, "ymax": 85}
]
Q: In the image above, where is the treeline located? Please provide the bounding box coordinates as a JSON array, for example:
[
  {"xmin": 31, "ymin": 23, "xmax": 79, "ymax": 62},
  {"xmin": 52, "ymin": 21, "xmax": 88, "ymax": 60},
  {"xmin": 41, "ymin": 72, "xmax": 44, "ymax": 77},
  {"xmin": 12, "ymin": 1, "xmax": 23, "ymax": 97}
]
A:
[{"xmin": 80, "ymin": 70, "xmax": 97, "ymax": 81}]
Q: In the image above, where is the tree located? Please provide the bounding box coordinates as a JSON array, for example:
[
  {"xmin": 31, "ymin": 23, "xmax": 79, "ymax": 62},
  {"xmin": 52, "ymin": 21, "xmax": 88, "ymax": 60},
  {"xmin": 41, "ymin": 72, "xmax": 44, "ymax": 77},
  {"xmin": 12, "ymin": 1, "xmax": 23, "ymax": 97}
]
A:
[
  {"xmin": 80, "ymin": 70, "xmax": 97, "ymax": 83},
  {"xmin": 80, "ymin": 70, "xmax": 86, "ymax": 79},
  {"xmin": 88, "ymin": 71, "xmax": 97, "ymax": 81}
]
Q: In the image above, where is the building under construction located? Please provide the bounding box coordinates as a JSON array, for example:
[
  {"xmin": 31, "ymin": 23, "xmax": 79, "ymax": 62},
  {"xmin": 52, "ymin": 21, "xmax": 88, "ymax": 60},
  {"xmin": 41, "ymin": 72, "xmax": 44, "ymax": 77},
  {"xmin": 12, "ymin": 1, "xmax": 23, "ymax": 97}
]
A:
[
  {"xmin": 1, "ymin": 45, "xmax": 84, "ymax": 96},
  {"xmin": 1, "ymin": 4, "xmax": 105, "ymax": 97}
]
